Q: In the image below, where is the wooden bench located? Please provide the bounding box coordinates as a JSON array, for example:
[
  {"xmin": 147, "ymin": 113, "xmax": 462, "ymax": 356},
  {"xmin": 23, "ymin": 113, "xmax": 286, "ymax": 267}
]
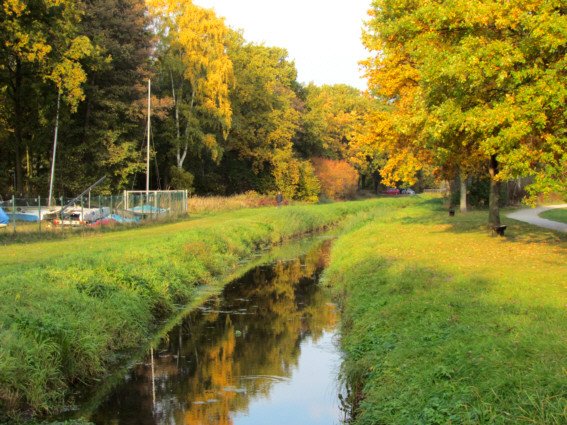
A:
[{"xmin": 491, "ymin": 224, "xmax": 507, "ymax": 236}]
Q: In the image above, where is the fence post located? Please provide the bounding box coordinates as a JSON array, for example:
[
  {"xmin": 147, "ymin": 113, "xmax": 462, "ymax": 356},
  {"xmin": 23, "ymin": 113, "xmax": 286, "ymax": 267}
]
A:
[
  {"xmin": 81, "ymin": 195, "xmax": 84, "ymax": 232},
  {"xmin": 60, "ymin": 196, "xmax": 64, "ymax": 233},
  {"xmin": 38, "ymin": 196, "xmax": 42, "ymax": 234},
  {"xmin": 12, "ymin": 195, "xmax": 16, "ymax": 233}
]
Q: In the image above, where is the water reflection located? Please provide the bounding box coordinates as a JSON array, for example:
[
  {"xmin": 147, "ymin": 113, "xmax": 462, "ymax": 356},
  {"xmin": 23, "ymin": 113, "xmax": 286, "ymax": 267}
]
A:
[{"xmin": 90, "ymin": 240, "xmax": 344, "ymax": 425}]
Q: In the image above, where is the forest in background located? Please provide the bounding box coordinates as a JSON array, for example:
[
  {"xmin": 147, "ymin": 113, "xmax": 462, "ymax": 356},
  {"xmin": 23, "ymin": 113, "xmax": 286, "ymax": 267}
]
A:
[
  {"xmin": 1, "ymin": 0, "xmax": 565, "ymax": 225},
  {"xmin": 0, "ymin": 0, "xmax": 378, "ymax": 203}
]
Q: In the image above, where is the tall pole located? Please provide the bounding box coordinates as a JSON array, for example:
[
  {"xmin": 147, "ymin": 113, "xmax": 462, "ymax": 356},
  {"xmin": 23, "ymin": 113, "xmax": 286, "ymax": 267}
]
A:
[
  {"xmin": 146, "ymin": 79, "xmax": 151, "ymax": 195},
  {"xmin": 48, "ymin": 91, "xmax": 61, "ymax": 207}
]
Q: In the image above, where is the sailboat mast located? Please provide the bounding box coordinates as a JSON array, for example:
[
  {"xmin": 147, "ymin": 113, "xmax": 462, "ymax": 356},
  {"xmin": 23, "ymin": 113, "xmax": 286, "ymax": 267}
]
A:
[
  {"xmin": 146, "ymin": 79, "xmax": 151, "ymax": 195},
  {"xmin": 48, "ymin": 91, "xmax": 61, "ymax": 208}
]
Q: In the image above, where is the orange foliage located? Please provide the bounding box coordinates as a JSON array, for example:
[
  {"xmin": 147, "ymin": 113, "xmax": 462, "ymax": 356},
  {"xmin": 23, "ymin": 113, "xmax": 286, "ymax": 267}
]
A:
[{"xmin": 311, "ymin": 158, "xmax": 358, "ymax": 200}]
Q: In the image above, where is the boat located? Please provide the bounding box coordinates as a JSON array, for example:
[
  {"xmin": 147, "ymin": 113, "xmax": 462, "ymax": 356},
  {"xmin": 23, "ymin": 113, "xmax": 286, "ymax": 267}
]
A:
[
  {"xmin": 53, "ymin": 207, "xmax": 111, "ymax": 226},
  {"xmin": 0, "ymin": 207, "xmax": 8, "ymax": 227}
]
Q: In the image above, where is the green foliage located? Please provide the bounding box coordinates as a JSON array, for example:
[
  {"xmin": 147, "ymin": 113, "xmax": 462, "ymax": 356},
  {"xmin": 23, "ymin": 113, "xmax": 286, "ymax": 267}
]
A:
[
  {"xmin": 0, "ymin": 0, "xmax": 93, "ymax": 194},
  {"xmin": 300, "ymin": 84, "xmax": 375, "ymax": 160},
  {"xmin": 323, "ymin": 197, "xmax": 566, "ymax": 424},
  {"xmin": 149, "ymin": 0, "xmax": 233, "ymax": 182},
  {"xmin": 62, "ymin": 0, "xmax": 152, "ymax": 194},
  {"xmin": 169, "ymin": 166, "xmax": 194, "ymax": 191},
  {"xmin": 296, "ymin": 161, "xmax": 321, "ymax": 203}
]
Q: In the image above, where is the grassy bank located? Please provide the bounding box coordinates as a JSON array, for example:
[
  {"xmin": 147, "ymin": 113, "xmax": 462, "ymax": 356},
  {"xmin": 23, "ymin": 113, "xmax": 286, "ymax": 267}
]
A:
[
  {"xmin": 323, "ymin": 198, "xmax": 566, "ymax": 424},
  {"xmin": 539, "ymin": 208, "xmax": 567, "ymax": 224},
  {"xmin": 0, "ymin": 198, "xmax": 416, "ymax": 421}
]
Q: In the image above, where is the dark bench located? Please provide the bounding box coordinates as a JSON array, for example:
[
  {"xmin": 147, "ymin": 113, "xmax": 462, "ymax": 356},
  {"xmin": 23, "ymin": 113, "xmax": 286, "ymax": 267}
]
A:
[{"xmin": 491, "ymin": 225, "xmax": 507, "ymax": 236}]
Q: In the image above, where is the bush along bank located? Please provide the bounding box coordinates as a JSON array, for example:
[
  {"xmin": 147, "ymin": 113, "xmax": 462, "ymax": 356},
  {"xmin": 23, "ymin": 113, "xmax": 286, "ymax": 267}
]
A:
[
  {"xmin": 0, "ymin": 197, "xmax": 420, "ymax": 421},
  {"xmin": 323, "ymin": 199, "xmax": 566, "ymax": 424}
]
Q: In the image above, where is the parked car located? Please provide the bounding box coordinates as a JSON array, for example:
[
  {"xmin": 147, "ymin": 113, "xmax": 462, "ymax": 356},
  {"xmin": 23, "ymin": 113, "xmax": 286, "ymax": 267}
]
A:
[
  {"xmin": 401, "ymin": 188, "xmax": 416, "ymax": 195},
  {"xmin": 384, "ymin": 187, "xmax": 400, "ymax": 195}
]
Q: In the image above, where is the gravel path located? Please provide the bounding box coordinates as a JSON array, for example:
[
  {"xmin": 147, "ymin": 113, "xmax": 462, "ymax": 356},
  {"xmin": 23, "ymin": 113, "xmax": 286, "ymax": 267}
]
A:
[{"xmin": 506, "ymin": 204, "xmax": 567, "ymax": 233}]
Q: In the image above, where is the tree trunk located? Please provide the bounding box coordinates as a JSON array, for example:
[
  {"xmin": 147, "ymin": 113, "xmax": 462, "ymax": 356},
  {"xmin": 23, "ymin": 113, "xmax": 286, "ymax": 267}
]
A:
[
  {"xmin": 488, "ymin": 155, "xmax": 501, "ymax": 227},
  {"xmin": 459, "ymin": 172, "xmax": 468, "ymax": 213},
  {"xmin": 171, "ymin": 71, "xmax": 184, "ymax": 169}
]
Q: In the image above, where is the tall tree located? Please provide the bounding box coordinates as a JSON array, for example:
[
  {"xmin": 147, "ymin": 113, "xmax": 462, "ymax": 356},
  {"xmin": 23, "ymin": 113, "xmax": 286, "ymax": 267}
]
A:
[
  {"xmin": 60, "ymin": 0, "xmax": 154, "ymax": 194},
  {"xmin": 149, "ymin": 0, "xmax": 233, "ymax": 189},
  {"xmin": 300, "ymin": 84, "xmax": 376, "ymax": 161},
  {"xmin": 218, "ymin": 31, "xmax": 310, "ymax": 197},
  {"xmin": 0, "ymin": 0, "xmax": 92, "ymax": 195},
  {"xmin": 364, "ymin": 0, "xmax": 566, "ymax": 225},
  {"xmin": 360, "ymin": 3, "xmax": 431, "ymax": 190}
]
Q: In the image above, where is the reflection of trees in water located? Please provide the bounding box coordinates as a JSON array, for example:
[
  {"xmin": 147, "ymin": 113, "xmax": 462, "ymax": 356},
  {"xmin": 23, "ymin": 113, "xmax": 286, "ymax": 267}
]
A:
[
  {"xmin": 92, "ymin": 240, "xmax": 337, "ymax": 425},
  {"xmin": 177, "ymin": 240, "xmax": 336, "ymax": 424}
]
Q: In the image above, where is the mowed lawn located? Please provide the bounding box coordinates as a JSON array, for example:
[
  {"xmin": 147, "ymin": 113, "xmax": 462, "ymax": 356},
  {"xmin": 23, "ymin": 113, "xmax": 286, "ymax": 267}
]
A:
[
  {"xmin": 540, "ymin": 207, "xmax": 567, "ymax": 224},
  {"xmin": 324, "ymin": 198, "xmax": 566, "ymax": 424}
]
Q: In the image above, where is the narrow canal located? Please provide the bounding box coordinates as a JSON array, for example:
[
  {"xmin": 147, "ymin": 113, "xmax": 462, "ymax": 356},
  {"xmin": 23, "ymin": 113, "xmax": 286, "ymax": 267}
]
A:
[{"xmin": 88, "ymin": 239, "xmax": 346, "ymax": 424}]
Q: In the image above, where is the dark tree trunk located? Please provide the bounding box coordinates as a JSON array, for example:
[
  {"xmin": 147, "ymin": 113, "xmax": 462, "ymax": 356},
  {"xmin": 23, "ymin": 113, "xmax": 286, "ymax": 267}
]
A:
[
  {"xmin": 488, "ymin": 155, "xmax": 501, "ymax": 227},
  {"xmin": 372, "ymin": 171, "xmax": 380, "ymax": 194}
]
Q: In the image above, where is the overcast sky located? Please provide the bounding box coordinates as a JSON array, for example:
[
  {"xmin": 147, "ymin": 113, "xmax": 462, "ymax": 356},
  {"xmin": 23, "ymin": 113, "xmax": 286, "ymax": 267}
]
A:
[{"xmin": 193, "ymin": 0, "xmax": 371, "ymax": 90}]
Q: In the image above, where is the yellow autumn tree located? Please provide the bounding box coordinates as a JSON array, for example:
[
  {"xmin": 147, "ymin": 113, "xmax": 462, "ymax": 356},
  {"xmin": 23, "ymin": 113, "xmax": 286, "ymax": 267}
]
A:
[
  {"xmin": 359, "ymin": 6, "xmax": 431, "ymax": 189},
  {"xmin": 148, "ymin": 0, "xmax": 233, "ymax": 175}
]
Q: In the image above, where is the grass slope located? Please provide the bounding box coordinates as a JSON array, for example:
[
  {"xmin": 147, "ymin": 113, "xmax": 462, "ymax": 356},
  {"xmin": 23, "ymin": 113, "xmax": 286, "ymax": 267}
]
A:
[
  {"xmin": 323, "ymin": 198, "xmax": 566, "ymax": 424},
  {"xmin": 0, "ymin": 198, "xmax": 408, "ymax": 421},
  {"xmin": 539, "ymin": 208, "xmax": 567, "ymax": 224}
]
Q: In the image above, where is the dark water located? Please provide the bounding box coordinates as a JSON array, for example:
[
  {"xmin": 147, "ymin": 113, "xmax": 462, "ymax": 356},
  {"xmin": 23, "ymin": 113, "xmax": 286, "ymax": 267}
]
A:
[{"xmin": 88, "ymin": 240, "xmax": 346, "ymax": 425}]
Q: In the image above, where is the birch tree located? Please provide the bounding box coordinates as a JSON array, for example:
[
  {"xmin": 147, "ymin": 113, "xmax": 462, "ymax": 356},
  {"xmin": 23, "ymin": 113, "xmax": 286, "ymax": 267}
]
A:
[{"xmin": 149, "ymin": 0, "xmax": 233, "ymax": 177}]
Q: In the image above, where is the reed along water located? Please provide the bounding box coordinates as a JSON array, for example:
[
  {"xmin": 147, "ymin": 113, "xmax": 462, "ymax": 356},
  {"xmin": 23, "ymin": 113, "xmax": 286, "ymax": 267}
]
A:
[{"xmin": 89, "ymin": 239, "xmax": 347, "ymax": 424}]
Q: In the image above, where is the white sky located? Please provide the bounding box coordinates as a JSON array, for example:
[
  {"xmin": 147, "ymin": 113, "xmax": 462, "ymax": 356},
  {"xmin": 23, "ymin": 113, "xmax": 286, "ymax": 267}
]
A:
[{"xmin": 193, "ymin": 0, "xmax": 371, "ymax": 90}]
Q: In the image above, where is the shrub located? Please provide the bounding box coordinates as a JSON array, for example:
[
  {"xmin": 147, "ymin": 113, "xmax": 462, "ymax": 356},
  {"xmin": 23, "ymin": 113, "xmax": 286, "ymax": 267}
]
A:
[
  {"xmin": 169, "ymin": 166, "xmax": 195, "ymax": 191},
  {"xmin": 312, "ymin": 157, "xmax": 358, "ymax": 200},
  {"xmin": 296, "ymin": 161, "xmax": 321, "ymax": 203}
]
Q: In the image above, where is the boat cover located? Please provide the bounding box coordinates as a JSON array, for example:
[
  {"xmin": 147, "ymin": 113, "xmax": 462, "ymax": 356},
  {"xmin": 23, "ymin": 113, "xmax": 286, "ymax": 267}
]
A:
[{"xmin": 0, "ymin": 207, "xmax": 9, "ymax": 225}]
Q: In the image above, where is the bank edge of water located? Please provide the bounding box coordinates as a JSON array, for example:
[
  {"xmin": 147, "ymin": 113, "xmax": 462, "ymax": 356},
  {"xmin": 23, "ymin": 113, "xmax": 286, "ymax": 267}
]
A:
[
  {"xmin": 0, "ymin": 198, "xmax": 416, "ymax": 422},
  {"xmin": 68, "ymin": 235, "xmax": 332, "ymax": 422},
  {"xmin": 322, "ymin": 200, "xmax": 567, "ymax": 424}
]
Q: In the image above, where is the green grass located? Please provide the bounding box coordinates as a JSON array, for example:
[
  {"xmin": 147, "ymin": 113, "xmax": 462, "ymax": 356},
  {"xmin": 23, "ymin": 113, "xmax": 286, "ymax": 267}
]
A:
[
  {"xmin": 539, "ymin": 208, "xmax": 567, "ymax": 224},
  {"xmin": 323, "ymin": 198, "xmax": 566, "ymax": 424},
  {"xmin": 0, "ymin": 198, "xmax": 417, "ymax": 421}
]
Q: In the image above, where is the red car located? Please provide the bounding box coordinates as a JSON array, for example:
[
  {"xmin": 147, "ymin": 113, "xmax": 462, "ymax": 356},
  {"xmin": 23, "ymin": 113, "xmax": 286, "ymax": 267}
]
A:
[{"xmin": 384, "ymin": 187, "xmax": 400, "ymax": 195}]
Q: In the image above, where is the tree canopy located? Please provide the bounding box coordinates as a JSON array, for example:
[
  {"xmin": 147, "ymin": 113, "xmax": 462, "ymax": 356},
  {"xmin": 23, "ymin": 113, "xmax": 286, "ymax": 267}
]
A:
[
  {"xmin": 0, "ymin": 0, "xmax": 564, "ymax": 211},
  {"xmin": 361, "ymin": 0, "xmax": 566, "ymax": 223}
]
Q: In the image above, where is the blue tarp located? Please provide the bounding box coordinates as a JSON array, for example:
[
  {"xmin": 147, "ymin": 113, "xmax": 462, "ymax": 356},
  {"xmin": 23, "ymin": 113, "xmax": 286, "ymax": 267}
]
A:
[
  {"xmin": 128, "ymin": 205, "xmax": 167, "ymax": 215},
  {"xmin": 109, "ymin": 214, "xmax": 140, "ymax": 223},
  {"xmin": 0, "ymin": 207, "xmax": 9, "ymax": 225}
]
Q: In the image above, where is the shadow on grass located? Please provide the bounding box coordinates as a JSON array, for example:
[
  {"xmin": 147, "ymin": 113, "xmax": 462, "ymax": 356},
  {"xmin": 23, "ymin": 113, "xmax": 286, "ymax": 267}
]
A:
[
  {"xmin": 336, "ymin": 255, "xmax": 566, "ymax": 425},
  {"xmin": 397, "ymin": 198, "xmax": 567, "ymax": 248}
]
